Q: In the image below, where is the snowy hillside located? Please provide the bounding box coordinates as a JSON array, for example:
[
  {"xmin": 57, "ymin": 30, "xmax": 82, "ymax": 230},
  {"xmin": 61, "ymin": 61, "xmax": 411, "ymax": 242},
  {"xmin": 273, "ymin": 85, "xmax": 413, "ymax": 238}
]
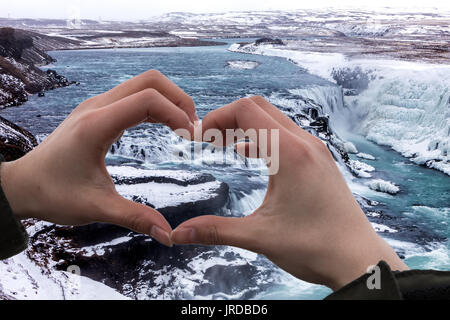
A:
[{"xmin": 230, "ymin": 40, "xmax": 450, "ymax": 176}]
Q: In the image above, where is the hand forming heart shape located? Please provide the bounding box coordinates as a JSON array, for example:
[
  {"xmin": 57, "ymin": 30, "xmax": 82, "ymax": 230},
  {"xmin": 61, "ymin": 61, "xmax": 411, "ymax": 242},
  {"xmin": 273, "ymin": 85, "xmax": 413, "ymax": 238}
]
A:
[{"xmin": 0, "ymin": 70, "xmax": 408, "ymax": 291}]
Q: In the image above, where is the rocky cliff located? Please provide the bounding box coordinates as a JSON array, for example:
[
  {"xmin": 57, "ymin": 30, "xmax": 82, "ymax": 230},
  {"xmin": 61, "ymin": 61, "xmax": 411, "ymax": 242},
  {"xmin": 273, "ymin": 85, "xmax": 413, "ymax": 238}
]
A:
[
  {"xmin": 0, "ymin": 115, "xmax": 37, "ymax": 161},
  {"xmin": 0, "ymin": 27, "xmax": 78, "ymax": 109}
]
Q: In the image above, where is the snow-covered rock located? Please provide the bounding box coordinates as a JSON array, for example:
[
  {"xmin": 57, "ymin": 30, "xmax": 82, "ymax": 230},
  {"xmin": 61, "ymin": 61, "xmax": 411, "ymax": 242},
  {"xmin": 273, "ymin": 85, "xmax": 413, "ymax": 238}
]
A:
[
  {"xmin": 226, "ymin": 60, "xmax": 260, "ymax": 70},
  {"xmin": 356, "ymin": 152, "xmax": 376, "ymax": 160},
  {"xmin": 0, "ymin": 28, "xmax": 75, "ymax": 109},
  {"xmin": 0, "ymin": 115, "xmax": 37, "ymax": 161},
  {"xmin": 371, "ymin": 222, "xmax": 398, "ymax": 233},
  {"xmin": 348, "ymin": 159, "xmax": 375, "ymax": 178},
  {"xmin": 369, "ymin": 179, "xmax": 400, "ymax": 195},
  {"xmin": 109, "ymin": 166, "xmax": 229, "ymax": 225},
  {"xmin": 343, "ymin": 141, "xmax": 358, "ymax": 154}
]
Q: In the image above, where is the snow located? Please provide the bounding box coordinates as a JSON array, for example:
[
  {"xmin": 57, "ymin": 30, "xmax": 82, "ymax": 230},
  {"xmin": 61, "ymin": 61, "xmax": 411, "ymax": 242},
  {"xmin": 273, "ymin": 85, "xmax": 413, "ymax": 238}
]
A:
[
  {"xmin": 348, "ymin": 159, "xmax": 375, "ymax": 178},
  {"xmin": 108, "ymin": 166, "xmax": 223, "ymax": 209},
  {"xmin": 369, "ymin": 179, "xmax": 400, "ymax": 195},
  {"xmin": 371, "ymin": 222, "xmax": 398, "ymax": 233},
  {"xmin": 229, "ymin": 44, "xmax": 347, "ymax": 82},
  {"xmin": 108, "ymin": 165, "xmax": 204, "ymax": 182},
  {"xmin": 115, "ymin": 180, "xmax": 221, "ymax": 209},
  {"xmin": 0, "ymin": 252, "xmax": 128, "ymax": 300},
  {"xmin": 226, "ymin": 60, "xmax": 260, "ymax": 70},
  {"xmin": 343, "ymin": 141, "xmax": 358, "ymax": 154},
  {"xmin": 81, "ymin": 236, "xmax": 133, "ymax": 257},
  {"xmin": 356, "ymin": 152, "xmax": 376, "ymax": 160}
]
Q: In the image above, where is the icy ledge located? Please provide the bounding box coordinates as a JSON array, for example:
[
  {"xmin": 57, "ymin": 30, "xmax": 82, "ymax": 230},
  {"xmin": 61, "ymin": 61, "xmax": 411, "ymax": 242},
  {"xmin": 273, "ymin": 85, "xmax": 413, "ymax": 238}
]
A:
[
  {"xmin": 108, "ymin": 166, "xmax": 229, "ymax": 225},
  {"xmin": 369, "ymin": 179, "xmax": 400, "ymax": 195}
]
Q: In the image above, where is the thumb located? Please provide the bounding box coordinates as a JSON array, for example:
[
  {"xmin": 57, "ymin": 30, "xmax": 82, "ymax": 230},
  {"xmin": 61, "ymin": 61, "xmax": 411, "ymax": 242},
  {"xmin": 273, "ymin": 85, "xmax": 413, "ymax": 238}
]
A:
[
  {"xmin": 171, "ymin": 215, "xmax": 262, "ymax": 253},
  {"xmin": 103, "ymin": 195, "xmax": 173, "ymax": 247}
]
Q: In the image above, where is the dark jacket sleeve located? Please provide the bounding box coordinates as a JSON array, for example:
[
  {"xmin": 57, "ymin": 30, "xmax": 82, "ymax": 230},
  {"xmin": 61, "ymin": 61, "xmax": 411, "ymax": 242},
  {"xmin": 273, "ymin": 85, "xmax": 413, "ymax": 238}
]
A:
[
  {"xmin": 325, "ymin": 260, "xmax": 450, "ymax": 300},
  {"xmin": 0, "ymin": 161, "xmax": 29, "ymax": 260}
]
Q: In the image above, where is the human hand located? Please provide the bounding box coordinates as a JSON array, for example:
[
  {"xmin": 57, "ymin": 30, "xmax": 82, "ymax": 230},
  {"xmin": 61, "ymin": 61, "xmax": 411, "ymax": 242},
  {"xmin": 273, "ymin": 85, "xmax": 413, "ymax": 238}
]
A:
[
  {"xmin": 0, "ymin": 70, "xmax": 197, "ymax": 247},
  {"xmin": 171, "ymin": 96, "xmax": 408, "ymax": 290}
]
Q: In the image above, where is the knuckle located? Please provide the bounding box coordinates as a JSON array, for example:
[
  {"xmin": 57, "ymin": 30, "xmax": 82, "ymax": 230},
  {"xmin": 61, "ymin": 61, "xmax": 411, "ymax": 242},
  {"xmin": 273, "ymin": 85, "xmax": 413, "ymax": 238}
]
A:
[
  {"xmin": 249, "ymin": 95, "xmax": 267, "ymax": 105},
  {"xmin": 144, "ymin": 69, "xmax": 163, "ymax": 85},
  {"xmin": 74, "ymin": 110, "xmax": 101, "ymax": 135},
  {"xmin": 290, "ymin": 136, "xmax": 331, "ymax": 162},
  {"xmin": 310, "ymin": 136, "xmax": 330, "ymax": 154},
  {"xmin": 207, "ymin": 225, "xmax": 221, "ymax": 246},
  {"xmin": 177, "ymin": 96, "xmax": 195, "ymax": 114},
  {"xmin": 76, "ymin": 96, "xmax": 99, "ymax": 110},
  {"xmin": 291, "ymin": 138, "xmax": 313, "ymax": 159},
  {"xmin": 234, "ymin": 98, "xmax": 256, "ymax": 112},
  {"xmin": 147, "ymin": 69, "xmax": 163, "ymax": 77},
  {"xmin": 140, "ymin": 88, "xmax": 158, "ymax": 99},
  {"xmin": 123, "ymin": 209, "xmax": 144, "ymax": 233},
  {"xmin": 184, "ymin": 96, "xmax": 195, "ymax": 109}
]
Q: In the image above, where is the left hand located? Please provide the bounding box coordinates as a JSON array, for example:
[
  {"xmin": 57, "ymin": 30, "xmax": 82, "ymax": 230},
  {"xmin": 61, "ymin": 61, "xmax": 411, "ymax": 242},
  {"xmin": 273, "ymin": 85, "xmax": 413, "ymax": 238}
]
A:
[
  {"xmin": 170, "ymin": 96, "xmax": 408, "ymax": 290},
  {"xmin": 0, "ymin": 70, "xmax": 196, "ymax": 247}
]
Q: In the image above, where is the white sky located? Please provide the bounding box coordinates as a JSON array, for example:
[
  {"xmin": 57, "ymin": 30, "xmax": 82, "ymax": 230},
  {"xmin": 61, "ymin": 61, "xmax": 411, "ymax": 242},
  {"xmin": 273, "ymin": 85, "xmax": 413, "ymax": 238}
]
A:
[{"xmin": 1, "ymin": 0, "xmax": 449, "ymax": 20}]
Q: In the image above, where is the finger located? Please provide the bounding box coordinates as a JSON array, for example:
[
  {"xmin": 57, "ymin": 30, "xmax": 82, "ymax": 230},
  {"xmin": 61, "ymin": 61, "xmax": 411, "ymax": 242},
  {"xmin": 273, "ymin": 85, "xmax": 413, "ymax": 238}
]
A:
[
  {"xmin": 249, "ymin": 96, "xmax": 311, "ymax": 140},
  {"xmin": 104, "ymin": 196, "xmax": 173, "ymax": 247},
  {"xmin": 93, "ymin": 70, "xmax": 198, "ymax": 122},
  {"xmin": 200, "ymin": 98, "xmax": 296, "ymax": 170},
  {"xmin": 234, "ymin": 142, "xmax": 261, "ymax": 158},
  {"xmin": 171, "ymin": 215, "xmax": 262, "ymax": 253},
  {"xmin": 96, "ymin": 88, "xmax": 194, "ymax": 143}
]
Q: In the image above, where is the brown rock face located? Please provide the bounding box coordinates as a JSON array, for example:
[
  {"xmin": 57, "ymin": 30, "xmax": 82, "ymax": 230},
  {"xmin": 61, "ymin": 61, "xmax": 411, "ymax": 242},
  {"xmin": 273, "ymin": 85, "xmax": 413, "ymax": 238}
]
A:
[{"xmin": 0, "ymin": 27, "xmax": 74, "ymax": 109}]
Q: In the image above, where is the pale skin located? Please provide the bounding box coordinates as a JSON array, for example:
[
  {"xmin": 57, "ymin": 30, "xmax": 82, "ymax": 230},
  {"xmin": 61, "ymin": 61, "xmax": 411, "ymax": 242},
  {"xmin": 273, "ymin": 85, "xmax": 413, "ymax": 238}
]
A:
[{"xmin": 0, "ymin": 70, "xmax": 408, "ymax": 292}]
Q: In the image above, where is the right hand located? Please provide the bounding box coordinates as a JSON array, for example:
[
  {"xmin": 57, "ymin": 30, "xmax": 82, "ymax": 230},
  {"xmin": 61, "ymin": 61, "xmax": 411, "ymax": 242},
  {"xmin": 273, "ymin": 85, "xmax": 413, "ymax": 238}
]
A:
[{"xmin": 171, "ymin": 96, "xmax": 408, "ymax": 291}]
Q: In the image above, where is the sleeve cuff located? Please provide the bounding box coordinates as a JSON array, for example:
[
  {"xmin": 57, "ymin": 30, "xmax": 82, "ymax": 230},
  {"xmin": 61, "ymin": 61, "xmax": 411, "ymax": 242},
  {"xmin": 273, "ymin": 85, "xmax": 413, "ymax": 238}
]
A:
[
  {"xmin": 325, "ymin": 260, "xmax": 402, "ymax": 300},
  {"xmin": 0, "ymin": 162, "xmax": 29, "ymax": 260},
  {"xmin": 325, "ymin": 260, "xmax": 450, "ymax": 300}
]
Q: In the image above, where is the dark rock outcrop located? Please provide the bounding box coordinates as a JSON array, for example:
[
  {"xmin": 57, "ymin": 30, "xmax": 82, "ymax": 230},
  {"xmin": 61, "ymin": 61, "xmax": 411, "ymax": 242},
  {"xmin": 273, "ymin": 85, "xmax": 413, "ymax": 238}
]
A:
[
  {"xmin": 25, "ymin": 167, "xmax": 235, "ymax": 299},
  {"xmin": 0, "ymin": 27, "xmax": 75, "ymax": 109},
  {"xmin": 331, "ymin": 66, "xmax": 373, "ymax": 93},
  {"xmin": 254, "ymin": 38, "xmax": 284, "ymax": 46},
  {"xmin": 0, "ymin": 115, "xmax": 37, "ymax": 161}
]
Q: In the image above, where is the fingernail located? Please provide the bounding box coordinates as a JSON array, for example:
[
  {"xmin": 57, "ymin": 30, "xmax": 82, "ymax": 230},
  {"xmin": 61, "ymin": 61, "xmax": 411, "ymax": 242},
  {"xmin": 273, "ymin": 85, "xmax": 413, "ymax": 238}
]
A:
[
  {"xmin": 171, "ymin": 228, "xmax": 197, "ymax": 244},
  {"xmin": 150, "ymin": 226, "xmax": 173, "ymax": 247}
]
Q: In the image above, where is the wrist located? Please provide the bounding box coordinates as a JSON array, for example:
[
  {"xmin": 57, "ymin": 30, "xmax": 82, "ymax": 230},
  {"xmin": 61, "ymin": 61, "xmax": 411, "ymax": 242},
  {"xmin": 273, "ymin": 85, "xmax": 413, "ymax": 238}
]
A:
[
  {"xmin": 0, "ymin": 160, "xmax": 36, "ymax": 220},
  {"xmin": 325, "ymin": 232, "xmax": 409, "ymax": 291}
]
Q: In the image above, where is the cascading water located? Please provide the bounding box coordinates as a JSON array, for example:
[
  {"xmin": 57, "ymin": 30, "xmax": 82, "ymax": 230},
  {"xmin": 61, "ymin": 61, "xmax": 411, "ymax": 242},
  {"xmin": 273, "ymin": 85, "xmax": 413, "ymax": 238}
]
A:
[{"xmin": 345, "ymin": 67, "xmax": 450, "ymax": 175}]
